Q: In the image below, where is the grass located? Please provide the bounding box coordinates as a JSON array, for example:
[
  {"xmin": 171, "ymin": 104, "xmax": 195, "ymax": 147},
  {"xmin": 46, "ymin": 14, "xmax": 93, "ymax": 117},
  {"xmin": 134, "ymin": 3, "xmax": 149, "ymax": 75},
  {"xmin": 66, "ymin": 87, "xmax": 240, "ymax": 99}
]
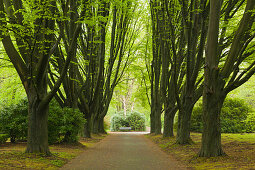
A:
[
  {"xmin": 146, "ymin": 132, "xmax": 255, "ymax": 169},
  {"xmin": 0, "ymin": 134, "xmax": 107, "ymax": 169}
]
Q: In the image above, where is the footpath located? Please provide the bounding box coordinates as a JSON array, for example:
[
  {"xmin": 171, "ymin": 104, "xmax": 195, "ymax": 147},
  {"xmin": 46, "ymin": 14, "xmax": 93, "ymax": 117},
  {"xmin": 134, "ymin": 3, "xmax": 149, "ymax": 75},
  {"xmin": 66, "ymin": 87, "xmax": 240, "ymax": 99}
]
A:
[{"xmin": 61, "ymin": 132, "xmax": 186, "ymax": 170}]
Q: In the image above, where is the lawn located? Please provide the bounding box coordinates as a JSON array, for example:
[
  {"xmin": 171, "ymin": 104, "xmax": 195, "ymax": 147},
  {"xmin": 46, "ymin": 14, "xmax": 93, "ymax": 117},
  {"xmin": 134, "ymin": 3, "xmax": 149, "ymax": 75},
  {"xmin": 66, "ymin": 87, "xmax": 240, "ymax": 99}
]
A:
[
  {"xmin": 0, "ymin": 134, "xmax": 107, "ymax": 169},
  {"xmin": 146, "ymin": 133, "xmax": 255, "ymax": 169}
]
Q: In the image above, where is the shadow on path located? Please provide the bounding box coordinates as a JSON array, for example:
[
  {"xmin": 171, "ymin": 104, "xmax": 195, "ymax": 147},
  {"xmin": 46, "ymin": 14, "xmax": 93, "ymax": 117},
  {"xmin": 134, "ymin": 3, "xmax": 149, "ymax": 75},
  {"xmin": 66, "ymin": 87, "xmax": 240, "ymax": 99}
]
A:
[{"xmin": 61, "ymin": 132, "xmax": 186, "ymax": 170}]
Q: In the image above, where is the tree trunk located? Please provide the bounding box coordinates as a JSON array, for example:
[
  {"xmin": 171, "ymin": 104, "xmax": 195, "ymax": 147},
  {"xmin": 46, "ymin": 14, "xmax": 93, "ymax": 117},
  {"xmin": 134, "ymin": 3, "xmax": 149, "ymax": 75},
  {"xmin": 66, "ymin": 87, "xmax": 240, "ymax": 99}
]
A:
[
  {"xmin": 83, "ymin": 116, "xmax": 91, "ymax": 138},
  {"xmin": 198, "ymin": 0, "xmax": 226, "ymax": 157},
  {"xmin": 176, "ymin": 105, "xmax": 193, "ymax": 144},
  {"xmin": 92, "ymin": 116, "xmax": 99, "ymax": 134},
  {"xmin": 98, "ymin": 117, "xmax": 107, "ymax": 134},
  {"xmin": 154, "ymin": 104, "xmax": 162, "ymax": 134},
  {"xmin": 163, "ymin": 108, "xmax": 176, "ymax": 137},
  {"xmin": 26, "ymin": 91, "xmax": 50, "ymax": 155},
  {"xmin": 150, "ymin": 110, "xmax": 155, "ymax": 134},
  {"xmin": 199, "ymin": 89, "xmax": 226, "ymax": 157}
]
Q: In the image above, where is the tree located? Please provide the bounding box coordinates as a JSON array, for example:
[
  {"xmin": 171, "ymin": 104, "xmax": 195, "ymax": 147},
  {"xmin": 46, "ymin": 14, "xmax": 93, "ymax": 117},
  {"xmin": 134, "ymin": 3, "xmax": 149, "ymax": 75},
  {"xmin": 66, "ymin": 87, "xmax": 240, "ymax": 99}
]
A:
[
  {"xmin": 199, "ymin": 0, "xmax": 255, "ymax": 157},
  {"xmin": 0, "ymin": 0, "xmax": 84, "ymax": 154}
]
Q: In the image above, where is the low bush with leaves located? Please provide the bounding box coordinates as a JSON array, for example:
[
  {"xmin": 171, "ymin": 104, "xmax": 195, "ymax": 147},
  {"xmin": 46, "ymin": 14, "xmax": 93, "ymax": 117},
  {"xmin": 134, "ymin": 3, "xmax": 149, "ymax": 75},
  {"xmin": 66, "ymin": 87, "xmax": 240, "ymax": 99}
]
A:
[
  {"xmin": 0, "ymin": 134, "xmax": 8, "ymax": 144},
  {"xmin": 0, "ymin": 99, "xmax": 85, "ymax": 144},
  {"xmin": 191, "ymin": 98, "xmax": 253, "ymax": 133},
  {"xmin": 244, "ymin": 113, "xmax": 255, "ymax": 133},
  {"xmin": 110, "ymin": 111, "xmax": 146, "ymax": 131},
  {"xmin": 0, "ymin": 99, "xmax": 28, "ymax": 142},
  {"xmin": 126, "ymin": 111, "xmax": 146, "ymax": 131}
]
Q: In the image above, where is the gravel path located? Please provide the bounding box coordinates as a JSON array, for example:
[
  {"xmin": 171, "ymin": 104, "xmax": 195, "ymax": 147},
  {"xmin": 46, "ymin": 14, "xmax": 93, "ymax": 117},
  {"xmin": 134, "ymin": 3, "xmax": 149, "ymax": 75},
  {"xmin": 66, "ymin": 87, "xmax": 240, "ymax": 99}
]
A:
[{"xmin": 61, "ymin": 132, "xmax": 186, "ymax": 170}]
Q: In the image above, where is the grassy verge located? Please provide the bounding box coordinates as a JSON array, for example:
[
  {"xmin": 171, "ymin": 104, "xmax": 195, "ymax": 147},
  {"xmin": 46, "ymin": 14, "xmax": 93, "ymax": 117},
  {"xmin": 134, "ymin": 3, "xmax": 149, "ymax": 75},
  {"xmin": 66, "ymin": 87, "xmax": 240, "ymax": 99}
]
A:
[
  {"xmin": 0, "ymin": 134, "xmax": 107, "ymax": 169},
  {"xmin": 146, "ymin": 133, "xmax": 255, "ymax": 169}
]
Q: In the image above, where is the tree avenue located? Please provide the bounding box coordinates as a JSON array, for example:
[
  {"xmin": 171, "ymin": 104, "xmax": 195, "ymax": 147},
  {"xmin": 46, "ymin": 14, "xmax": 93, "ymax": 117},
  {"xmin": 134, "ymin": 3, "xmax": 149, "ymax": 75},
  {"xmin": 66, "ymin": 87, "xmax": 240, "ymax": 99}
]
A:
[{"xmin": 0, "ymin": 0, "xmax": 254, "ymax": 159}]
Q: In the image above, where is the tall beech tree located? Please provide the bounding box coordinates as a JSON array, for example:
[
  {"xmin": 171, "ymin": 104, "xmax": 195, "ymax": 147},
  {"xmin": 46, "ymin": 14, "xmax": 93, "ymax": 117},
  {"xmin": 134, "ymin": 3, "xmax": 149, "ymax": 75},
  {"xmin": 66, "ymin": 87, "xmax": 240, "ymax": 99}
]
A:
[
  {"xmin": 199, "ymin": 0, "xmax": 255, "ymax": 157},
  {"xmin": 174, "ymin": 0, "xmax": 208, "ymax": 144},
  {"xmin": 0, "ymin": 0, "xmax": 84, "ymax": 154},
  {"xmin": 50, "ymin": 0, "xmax": 142, "ymax": 136},
  {"xmin": 92, "ymin": 0, "xmax": 142, "ymax": 134},
  {"xmin": 150, "ymin": 0, "xmax": 163, "ymax": 134}
]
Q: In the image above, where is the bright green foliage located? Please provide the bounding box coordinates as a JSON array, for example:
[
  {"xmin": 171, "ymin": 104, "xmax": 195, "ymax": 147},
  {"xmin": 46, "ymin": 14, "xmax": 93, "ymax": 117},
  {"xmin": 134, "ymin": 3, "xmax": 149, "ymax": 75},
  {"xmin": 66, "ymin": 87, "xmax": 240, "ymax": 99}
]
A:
[
  {"xmin": 191, "ymin": 98, "xmax": 253, "ymax": 133},
  {"xmin": 0, "ymin": 134, "xmax": 8, "ymax": 144},
  {"xmin": 110, "ymin": 111, "xmax": 146, "ymax": 131},
  {"xmin": 48, "ymin": 100, "xmax": 86, "ymax": 144},
  {"xmin": 48, "ymin": 100, "xmax": 63, "ymax": 144},
  {"xmin": 110, "ymin": 114, "xmax": 129, "ymax": 131},
  {"xmin": 221, "ymin": 98, "xmax": 250, "ymax": 133},
  {"xmin": 243, "ymin": 113, "xmax": 255, "ymax": 133},
  {"xmin": 0, "ymin": 99, "xmax": 85, "ymax": 144},
  {"xmin": 190, "ymin": 103, "xmax": 203, "ymax": 133},
  {"xmin": 126, "ymin": 111, "xmax": 146, "ymax": 131},
  {"xmin": 0, "ymin": 99, "xmax": 28, "ymax": 143},
  {"xmin": 60, "ymin": 107, "xmax": 86, "ymax": 143}
]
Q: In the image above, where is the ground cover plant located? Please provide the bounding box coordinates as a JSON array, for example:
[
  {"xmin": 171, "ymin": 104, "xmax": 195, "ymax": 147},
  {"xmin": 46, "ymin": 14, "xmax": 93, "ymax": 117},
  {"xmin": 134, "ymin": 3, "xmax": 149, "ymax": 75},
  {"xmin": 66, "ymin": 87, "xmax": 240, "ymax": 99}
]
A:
[
  {"xmin": 146, "ymin": 133, "xmax": 255, "ymax": 169},
  {"xmin": 0, "ymin": 134, "xmax": 107, "ymax": 169}
]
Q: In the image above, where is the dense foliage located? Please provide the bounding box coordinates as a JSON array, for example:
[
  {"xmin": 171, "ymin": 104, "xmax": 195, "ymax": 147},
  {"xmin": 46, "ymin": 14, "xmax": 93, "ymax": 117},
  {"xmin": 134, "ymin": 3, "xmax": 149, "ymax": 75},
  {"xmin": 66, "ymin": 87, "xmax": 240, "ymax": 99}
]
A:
[
  {"xmin": 0, "ymin": 99, "xmax": 85, "ymax": 144},
  {"xmin": 0, "ymin": 99, "xmax": 28, "ymax": 143},
  {"xmin": 110, "ymin": 111, "xmax": 146, "ymax": 131},
  {"xmin": 0, "ymin": 134, "xmax": 8, "ymax": 144},
  {"xmin": 191, "ymin": 98, "xmax": 253, "ymax": 133}
]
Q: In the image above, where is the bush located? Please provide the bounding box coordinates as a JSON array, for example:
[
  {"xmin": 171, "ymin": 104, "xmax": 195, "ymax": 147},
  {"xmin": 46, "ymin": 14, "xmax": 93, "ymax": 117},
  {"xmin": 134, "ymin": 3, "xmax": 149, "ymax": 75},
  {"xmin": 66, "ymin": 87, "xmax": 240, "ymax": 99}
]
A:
[
  {"xmin": 48, "ymin": 100, "xmax": 63, "ymax": 144},
  {"xmin": 0, "ymin": 99, "xmax": 28, "ymax": 142},
  {"xmin": 110, "ymin": 111, "xmax": 146, "ymax": 131},
  {"xmin": 190, "ymin": 103, "xmax": 203, "ymax": 133},
  {"xmin": 126, "ymin": 111, "xmax": 146, "ymax": 131},
  {"xmin": 0, "ymin": 134, "xmax": 8, "ymax": 144},
  {"xmin": 244, "ymin": 113, "xmax": 255, "ymax": 133},
  {"xmin": 48, "ymin": 100, "xmax": 86, "ymax": 144},
  {"xmin": 0, "ymin": 98, "xmax": 86, "ymax": 144},
  {"xmin": 60, "ymin": 107, "xmax": 85, "ymax": 143},
  {"xmin": 110, "ymin": 114, "xmax": 127, "ymax": 131},
  {"xmin": 190, "ymin": 98, "xmax": 252, "ymax": 133}
]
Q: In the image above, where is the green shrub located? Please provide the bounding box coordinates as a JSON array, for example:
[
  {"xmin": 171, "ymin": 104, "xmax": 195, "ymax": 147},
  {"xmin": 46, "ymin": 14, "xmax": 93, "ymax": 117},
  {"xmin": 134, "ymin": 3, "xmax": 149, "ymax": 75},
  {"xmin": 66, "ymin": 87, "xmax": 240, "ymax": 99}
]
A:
[
  {"xmin": 190, "ymin": 103, "xmax": 203, "ymax": 133},
  {"xmin": 60, "ymin": 107, "xmax": 85, "ymax": 143},
  {"xmin": 0, "ymin": 134, "xmax": 8, "ymax": 144},
  {"xmin": 190, "ymin": 98, "xmax": 252, "ymax": 133},
  {"xmin": 48, "ymin": 100, "xmax": 63, "ymax": 144},
  {"xmin": 110, "ymin": 111, "xmax": 146, "ymax": 131},
  {"xmin": 110, "ymin": 114, "xmax": 127, "ymax": 131},
  {"xmin": 0, "ymin": 98, "xmax": 28, "ymax": 142},
  {"xmin": 126, "ymin": 111, "xmax": 146, "ymax": 131},
  {"xmin": 48, "ymin": 100, "xmax": 86, "ymax": 143},
  {"xmin": 0, "ymin": 98, "xmax": 86, "ymax": 144},
  {"xmin": 221, "ymin": 98, "xmax": 249, "ymax": 133},
  {"xmin": 244, "ymin": 113, "xmax": 255, "ymax": 133}
]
